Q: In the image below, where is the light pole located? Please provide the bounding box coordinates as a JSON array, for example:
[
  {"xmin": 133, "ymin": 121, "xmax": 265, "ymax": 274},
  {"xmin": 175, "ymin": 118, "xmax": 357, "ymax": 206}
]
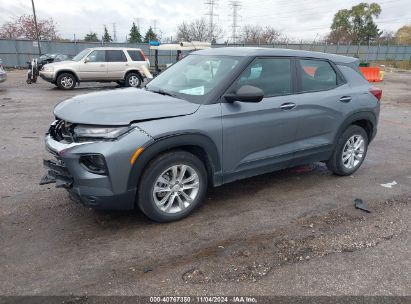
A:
[{"xmin": 31, "ymin": 0, "xmax": 42, "ymax": 55}]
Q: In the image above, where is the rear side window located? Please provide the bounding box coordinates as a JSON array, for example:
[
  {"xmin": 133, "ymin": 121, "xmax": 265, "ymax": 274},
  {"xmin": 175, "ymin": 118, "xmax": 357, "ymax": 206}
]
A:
[
  {"xmin": 235, "ymin": 58, "xmax": 292, "ymax": 96},
  {"xmin": 127, "ymin": 50, "xmax": 144, "ymax": 61},
  {"xmin": 107, "ymin": 50, "xmax": 127, "ymax": 62},
  {"xmin": 298, "ymin": 59, "xmax": 339, "ymax": 92}
]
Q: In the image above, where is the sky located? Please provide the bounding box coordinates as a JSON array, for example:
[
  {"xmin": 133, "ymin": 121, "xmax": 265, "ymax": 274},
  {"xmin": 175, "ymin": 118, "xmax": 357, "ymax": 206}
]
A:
[{"xmin": 0, "ymin": 0, "xmax": 409, "ymax": 42}]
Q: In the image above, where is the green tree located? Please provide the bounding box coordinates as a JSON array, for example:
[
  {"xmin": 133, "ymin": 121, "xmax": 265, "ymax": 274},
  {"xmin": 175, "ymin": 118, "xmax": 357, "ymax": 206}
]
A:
[
  {"xmin": 330, "ymin": 2, "xmax": 382, "ymax": 43},
  {"xmin": 84, "ymin": 32, "xmax": 99, "ymax": 42},
  {"xmin": 144, "ymin": 26, "xmax": 158, "ymax": 43},
  {"xmin": 102, "ymin": 26, "xmax": 112, "ymax": 42},
  {"xmin": 128, "ymin": 22, "xmax": 142, "ymax": 43},
  {"xmin": 396, "ymin": 25, "xmax": 411, "ymax": 44}
]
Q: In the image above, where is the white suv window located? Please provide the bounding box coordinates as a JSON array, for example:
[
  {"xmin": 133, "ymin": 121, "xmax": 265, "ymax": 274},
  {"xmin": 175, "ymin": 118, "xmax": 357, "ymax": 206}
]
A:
[
  {"xmin": 107, "ymin": 50, "xmax": 127, "ymax": 62},
  {"xmin": 85, "ymin": 50, "xmax": 105, "ymax": 62}
]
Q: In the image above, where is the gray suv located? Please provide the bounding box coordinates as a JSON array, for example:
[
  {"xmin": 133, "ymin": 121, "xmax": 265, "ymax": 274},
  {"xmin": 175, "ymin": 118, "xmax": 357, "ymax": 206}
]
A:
[{"xmin": 41, "ymin": 47, "xmax": 381, "ymax": 222}]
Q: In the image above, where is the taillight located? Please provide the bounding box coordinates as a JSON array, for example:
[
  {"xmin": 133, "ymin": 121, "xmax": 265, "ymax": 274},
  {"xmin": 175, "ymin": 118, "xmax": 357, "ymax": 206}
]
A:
[
  {"xmin": 140, "ymin": 51, "xmax": 148, "ymax": 61},
  {"xmin": 369, "ymin": 86, "xmax": 382, "ymax": 102}
]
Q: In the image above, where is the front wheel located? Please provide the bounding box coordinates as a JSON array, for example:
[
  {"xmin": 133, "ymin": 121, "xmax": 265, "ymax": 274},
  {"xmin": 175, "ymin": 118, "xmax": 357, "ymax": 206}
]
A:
[
  {"xmin": 56, "ymin": 73, "xmax": 76, "ymax": 90},
  {"xmin": 125, "ymin": 73, "xmax": 142, "ymax": 88},
  {"xmin": 138, "ymin": 151, "xmax": 207, "ymax": 222},
  {"xmin": 326, "ymin": 125, "xmax": 368, "ymax": 176}
]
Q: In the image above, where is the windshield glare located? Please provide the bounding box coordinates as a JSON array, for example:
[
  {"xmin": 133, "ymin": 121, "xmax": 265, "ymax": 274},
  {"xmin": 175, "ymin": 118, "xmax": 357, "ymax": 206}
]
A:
[
  {"xmin": 146, "ymin": 55, "xmax": 241, "ymax": 102},
  {"xmin": 72, "ymin": 49, "xmax": 90, "ymax": 61}
]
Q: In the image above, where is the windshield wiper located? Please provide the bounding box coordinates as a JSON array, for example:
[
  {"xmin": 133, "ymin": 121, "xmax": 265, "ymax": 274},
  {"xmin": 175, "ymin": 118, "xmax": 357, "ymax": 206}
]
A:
[{"xmin": 147, "ymin": 88, "xmax": 177, "ymax": 98}]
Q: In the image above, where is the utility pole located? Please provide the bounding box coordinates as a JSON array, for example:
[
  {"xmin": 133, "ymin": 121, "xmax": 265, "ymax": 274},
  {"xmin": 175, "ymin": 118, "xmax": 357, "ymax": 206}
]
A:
[
  {"xmin": 112, "ymin": 23, "xmax": 117, "ymax": 42},
  {"xmin": 134, "ymin": 18, "xmax": 142, "ymax": 28},
  {"xmin": 30, "ymin": 0, "xmax": 42, "ymax": 55},
  {"xmin": 205, "ymin": 0, "xmax": 218, "ymax": 42},
  {"xmin": 229, "ymin": 1, "xmax": 241, "ymax": 43},
  {"xmin": 153, "ymin": 19, "xmax": 158, "ymax": 34}
]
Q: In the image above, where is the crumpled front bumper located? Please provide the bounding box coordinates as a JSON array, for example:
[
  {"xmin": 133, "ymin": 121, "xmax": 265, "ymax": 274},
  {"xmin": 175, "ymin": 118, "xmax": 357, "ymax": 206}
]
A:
[{"xmin": 40, "ymin": 133, "xmax": 138, "ymax": 210}]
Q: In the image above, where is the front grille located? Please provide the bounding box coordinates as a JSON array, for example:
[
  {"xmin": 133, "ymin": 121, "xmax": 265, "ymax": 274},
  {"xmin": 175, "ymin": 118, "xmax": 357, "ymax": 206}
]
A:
[{"xmin": 50, "ymin": 119, "xmax": 75, "ymax": 143}]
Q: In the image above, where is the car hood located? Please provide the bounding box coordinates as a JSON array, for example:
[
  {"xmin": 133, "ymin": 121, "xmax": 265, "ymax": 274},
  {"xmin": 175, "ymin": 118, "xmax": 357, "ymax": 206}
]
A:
[{"xmin": 54, "ymin": 88, "xmax": 200, "ymax": 125}]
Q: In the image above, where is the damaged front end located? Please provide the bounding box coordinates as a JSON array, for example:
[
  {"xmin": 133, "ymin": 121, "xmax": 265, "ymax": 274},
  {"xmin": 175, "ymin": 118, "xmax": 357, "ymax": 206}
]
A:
[{"xmin": 39, "ymin": 120, "xmax": 89, "ymax": 189}]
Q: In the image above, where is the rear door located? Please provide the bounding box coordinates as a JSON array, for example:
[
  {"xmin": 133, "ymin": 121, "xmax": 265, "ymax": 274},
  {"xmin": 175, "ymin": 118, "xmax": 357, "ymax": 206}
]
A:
[
  {"xmin": 77, "ymin": 50, "xmax": 107, "ymax": 80},
  {"xmin": 221, "ymin": 57, "xmax": 303, "ymax": 181},
  {"xmin": 106, "ymin": 50, "xmax": 128, "ymax": 80},
  {"xmin": 291, "ymin": 58, "xmax": 348, "ymax": 160}
]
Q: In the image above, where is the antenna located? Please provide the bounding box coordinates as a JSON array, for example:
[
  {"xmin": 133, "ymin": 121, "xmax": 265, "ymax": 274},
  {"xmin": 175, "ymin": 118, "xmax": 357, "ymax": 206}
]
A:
[
  {"xmin": 205, "ymin": 0, "xmax": 218, "ymax": 42},
  {"xmin": 229, "ymin": 1, "xmax": 241, "ymax": 43}
]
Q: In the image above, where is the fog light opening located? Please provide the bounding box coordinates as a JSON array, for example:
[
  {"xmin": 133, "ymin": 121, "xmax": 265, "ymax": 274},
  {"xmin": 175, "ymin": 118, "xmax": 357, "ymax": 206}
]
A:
[{"xmin": 79, "ymin": 154, "xmax": 108, "ymax": 175}]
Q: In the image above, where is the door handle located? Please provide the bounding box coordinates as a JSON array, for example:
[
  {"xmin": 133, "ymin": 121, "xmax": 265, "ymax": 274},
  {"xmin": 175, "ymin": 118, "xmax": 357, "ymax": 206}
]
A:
[
  {"xmin": 340, "ymin": 96, "xmax": 352, "ymax": 103},
  {"xmin": 100, "ymin": 64, "xmax": 105, "ymax": 67},
  {"xmin": 280, "ymin": 102, "xmax": 296, "ymax": 110}
]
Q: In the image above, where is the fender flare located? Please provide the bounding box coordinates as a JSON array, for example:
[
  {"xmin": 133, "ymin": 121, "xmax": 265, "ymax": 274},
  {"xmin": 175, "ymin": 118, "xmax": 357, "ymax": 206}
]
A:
[
  {"xmin": 127, "ymin": 133, "xmax": 222, "ymax": 190},
  {"xmin": 55, "ymin": 69, "xmax": 80, "ymax": 83},
  {"xmin": 334, "ymin": 111, "xmax": 377, "ymax": 145}
]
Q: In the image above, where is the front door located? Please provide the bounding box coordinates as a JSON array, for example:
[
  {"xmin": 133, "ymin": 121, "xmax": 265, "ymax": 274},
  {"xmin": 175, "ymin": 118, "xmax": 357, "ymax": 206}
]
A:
[
  {"xmin": 78, "ymin": 50, "xmax": 107, "ymax": 80},
  {"xmin": 221, "ymin": 57, "xmax": 301, "ymax": 181}
]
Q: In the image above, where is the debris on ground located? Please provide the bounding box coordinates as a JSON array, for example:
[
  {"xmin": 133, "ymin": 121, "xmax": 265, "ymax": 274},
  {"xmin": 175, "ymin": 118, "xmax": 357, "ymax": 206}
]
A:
[
  {"xmin": 354, "ymin": 198, "xmax": 371, "ymax": 213},
  {"xmin": 381, "ymin": 181, "xmax": 398, "ymax": 188}
]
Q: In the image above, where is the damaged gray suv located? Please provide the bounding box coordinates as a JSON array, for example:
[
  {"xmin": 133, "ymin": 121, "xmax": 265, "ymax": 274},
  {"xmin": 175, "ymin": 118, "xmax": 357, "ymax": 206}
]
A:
[{"xmin": 41, "ymin": 47, "xmax": 381, "ymax": 222}]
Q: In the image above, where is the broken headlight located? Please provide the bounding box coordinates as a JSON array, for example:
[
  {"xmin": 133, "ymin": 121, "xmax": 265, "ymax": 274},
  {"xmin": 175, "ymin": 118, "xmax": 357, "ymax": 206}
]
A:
[{"xmin": 73, "ymin": 125, "xmax": 133, "ymax": 140}]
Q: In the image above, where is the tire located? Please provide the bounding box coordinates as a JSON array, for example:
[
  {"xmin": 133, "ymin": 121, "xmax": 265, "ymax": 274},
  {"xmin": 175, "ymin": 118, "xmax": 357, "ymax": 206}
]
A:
[
  {"xmin": 125, "ymin": 72, "xmax": 142, "ymax": 88},
  {"xmin": 326, "ymin": 125, "xmax": 368, "ymax": 176},
  {"xmin": 138, "ymin": 151, "xmax": 208, "ymax": 222},
  {"xmin": 57, "ymin": 73, "xmax": 76, "ymax": 90}
]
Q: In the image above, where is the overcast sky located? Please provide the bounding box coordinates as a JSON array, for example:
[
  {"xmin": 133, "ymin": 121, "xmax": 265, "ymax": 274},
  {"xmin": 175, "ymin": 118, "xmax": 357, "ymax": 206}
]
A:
[{"xmin": 0, "ymin": 0, "xmax": 409, "ymax": 42}]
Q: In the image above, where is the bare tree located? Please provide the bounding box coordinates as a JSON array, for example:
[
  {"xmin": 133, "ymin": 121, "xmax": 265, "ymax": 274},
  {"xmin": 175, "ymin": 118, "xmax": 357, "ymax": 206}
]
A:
[
  {"xmin": 0, "ymin": 15, "xmax": 59, "ymax": 40},
  {"xmin": 176, "ymin": 18, "xmax": 223, "ymax": 42},
  {"xmin": 240, "ymin": 25, "xmax": 282, "ymax": 44}
]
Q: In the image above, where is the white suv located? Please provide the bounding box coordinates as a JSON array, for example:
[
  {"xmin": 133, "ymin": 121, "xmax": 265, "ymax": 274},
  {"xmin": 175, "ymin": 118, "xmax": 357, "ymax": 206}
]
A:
[{"xmin": 40, "ymin": 47, "xmax": 152, "ymax": 90}]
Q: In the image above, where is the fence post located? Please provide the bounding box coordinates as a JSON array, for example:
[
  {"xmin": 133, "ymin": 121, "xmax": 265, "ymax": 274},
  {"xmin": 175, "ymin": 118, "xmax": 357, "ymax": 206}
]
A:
[
  {"xmin": 346, "ymin": 41, "xmax": 350, "ymax": 56},
  {"xmin": 336, "ymin": 41, "xmax": 339, "ymax": 54},
  {"xmin": 14, "ymin": 39, "xmax": 20, "ymax": 68},
  {"xmin": 324, "ymin": 42, "xmax": 328, "ymax": 53}
]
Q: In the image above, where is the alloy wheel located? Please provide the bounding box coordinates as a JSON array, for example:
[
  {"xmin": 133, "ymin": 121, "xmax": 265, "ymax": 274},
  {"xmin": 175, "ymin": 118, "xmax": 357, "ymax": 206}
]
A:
[
  {"xmin": 342, "ymin": 135, "xmax": 365, "ymax": 169},
  {"xmin": 60, "ymin": 76, "xmax": 73, "ymax": 89},
  {"xmin": 152, "ymin": 164, "xmax": 200, "ymax": 214},
  {"xmin": 128, "ymin": 75, "xmax": 140, "ymax": 87}
]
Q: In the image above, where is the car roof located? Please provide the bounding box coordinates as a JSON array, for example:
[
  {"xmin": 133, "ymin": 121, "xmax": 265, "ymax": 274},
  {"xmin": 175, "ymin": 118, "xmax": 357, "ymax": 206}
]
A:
[
  {"xmin": 90, "ymin": 47, "xmax": 142, "ymax": 51},
  {"xmin": 193, "ymin": 47, "xmax": 358, "ymax": 64}
]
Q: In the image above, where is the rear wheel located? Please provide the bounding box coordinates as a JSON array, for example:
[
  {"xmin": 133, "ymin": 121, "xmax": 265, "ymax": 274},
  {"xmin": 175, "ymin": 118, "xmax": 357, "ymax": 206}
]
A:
[
  {"xmin": 138, "ymin": 151, "xmax": 207, "ymax": 222},
  {"xmin": 125, "ymin": 72, "xmax": 142, "ymax": 88},
  {"xmin": 57, "ymin": 73, "xmax": 76, "ymax": 90},
  {"xmin": 326, "ymin": 125, "xmax": 368, "ymax": 176}
]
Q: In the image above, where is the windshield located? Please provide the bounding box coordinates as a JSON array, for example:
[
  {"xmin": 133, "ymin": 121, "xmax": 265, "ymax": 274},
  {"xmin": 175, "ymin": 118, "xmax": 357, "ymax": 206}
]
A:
[
  {"xmin": 146, "ymin": 55, "xmax": 241, "ymax": 103},
  {"xmin": 72, "ymin": 49, "xmax": 90, "ymax": 61}
]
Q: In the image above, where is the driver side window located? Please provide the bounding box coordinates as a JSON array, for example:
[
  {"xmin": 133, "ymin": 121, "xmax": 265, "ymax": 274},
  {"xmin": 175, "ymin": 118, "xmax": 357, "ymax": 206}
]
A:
[
  {"xmin": 235, "ymin": 58, "xmax": 292, "ymax": 97},
  {"xmin": 85, "ymin": 50, "xmax": 105, "ymax": 63}
]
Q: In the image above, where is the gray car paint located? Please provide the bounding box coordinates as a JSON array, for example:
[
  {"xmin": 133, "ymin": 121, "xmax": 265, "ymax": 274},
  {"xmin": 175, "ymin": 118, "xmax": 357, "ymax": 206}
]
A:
[
  {"xmin": 54, "ymin": 88, "xmax": 200, "ymax": 125},
  {"xmin": 43, "ymin": 47, "xmax": 380, "ymax": 210}
]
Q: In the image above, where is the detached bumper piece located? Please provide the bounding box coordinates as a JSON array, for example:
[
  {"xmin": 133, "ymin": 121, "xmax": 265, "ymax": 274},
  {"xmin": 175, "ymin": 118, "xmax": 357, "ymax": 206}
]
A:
[{"xmin": 40, "ymin": 159, "xmax": 73, "ymax": 189}]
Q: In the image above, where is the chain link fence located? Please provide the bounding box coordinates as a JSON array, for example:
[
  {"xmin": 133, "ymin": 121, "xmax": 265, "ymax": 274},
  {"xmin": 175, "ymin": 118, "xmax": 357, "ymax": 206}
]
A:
[{"xmin": 1, "ymin": 38, "xmax": 410, "ymax": 68}]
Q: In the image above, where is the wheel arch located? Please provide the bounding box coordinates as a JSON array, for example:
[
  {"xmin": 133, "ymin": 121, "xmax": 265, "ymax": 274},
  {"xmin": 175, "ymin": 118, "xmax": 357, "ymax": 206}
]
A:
[
  {"xmin": 335, "ymin": 111, "xmax": 377, "ymax": 145},
  {"xmin": 55, "ymin": 70, "xmax": 80, "ymax": 83},
  {"xmin": 127, "ymin": 133, "xmax": 222, "ymax": 193},
  {"xmin": 124, "ymin": 69, "xmax": 143, "ymax": 80}
]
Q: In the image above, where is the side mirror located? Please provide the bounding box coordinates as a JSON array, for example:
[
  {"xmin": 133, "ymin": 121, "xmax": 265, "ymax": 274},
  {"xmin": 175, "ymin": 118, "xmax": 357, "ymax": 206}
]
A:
[
  {"xmin": 224, "ymin": 85, "xmax": 264, "ymax": 103},
  {"xmin": 84, "ymin": 57, "xmax": 90, "ymax": 63}
]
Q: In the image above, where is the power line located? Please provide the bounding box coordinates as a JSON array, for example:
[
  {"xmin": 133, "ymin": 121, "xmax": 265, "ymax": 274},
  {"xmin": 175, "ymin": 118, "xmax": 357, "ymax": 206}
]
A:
[
  {"xmin": 229, "ymin": 1, "xmax": 241, "ymax": 43},
  {"xmin": 205, "ymin": 0, "xmax": 218, "ymax": 41}
]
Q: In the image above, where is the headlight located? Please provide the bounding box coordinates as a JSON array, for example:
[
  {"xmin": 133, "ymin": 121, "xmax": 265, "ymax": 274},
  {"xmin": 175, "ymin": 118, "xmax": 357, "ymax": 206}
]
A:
[
  {"xmin": 43, "ymin": 66, "xmax": 54, "ymax": 72},
  {"xmin": 73, "ymin": 125, "xmax": 133, "ymax": 139}
]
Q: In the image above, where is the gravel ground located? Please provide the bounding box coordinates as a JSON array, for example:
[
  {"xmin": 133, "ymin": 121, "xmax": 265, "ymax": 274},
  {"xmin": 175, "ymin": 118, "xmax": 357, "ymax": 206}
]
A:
[{"xmin": 0, "ymin": 70, "xmax": 410, "ymax": 296}]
